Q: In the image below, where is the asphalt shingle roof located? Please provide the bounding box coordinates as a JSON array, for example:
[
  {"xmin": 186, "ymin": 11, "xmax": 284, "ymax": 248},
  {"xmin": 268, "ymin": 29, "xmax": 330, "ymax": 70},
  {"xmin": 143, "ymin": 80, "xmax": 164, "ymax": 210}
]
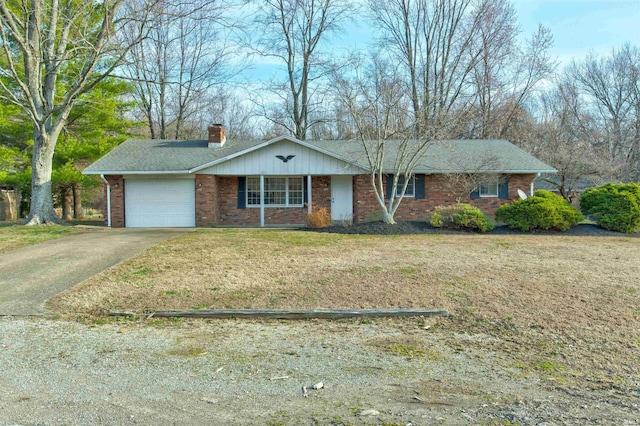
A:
[
  {"xmin": 83, "ymin": 138, "xmax": 262, "ymax": 173},
  {"xmin": 307, "ymin": 139, "xmax": 556, "ymax": 173},
  {"xmin": 83, "ymin": 137, "xmax": 556, "ymax": 175}
]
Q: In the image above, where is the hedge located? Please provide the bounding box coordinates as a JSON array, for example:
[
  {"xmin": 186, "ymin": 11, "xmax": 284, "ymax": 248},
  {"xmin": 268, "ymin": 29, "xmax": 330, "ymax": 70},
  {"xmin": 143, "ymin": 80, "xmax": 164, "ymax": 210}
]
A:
[
  {"xmin": 429, "ymin": 204, "xmax": 495, "ymax": 233},
  {"xmin": 580, "ymin": 183, "xmax": 640, "ymax": 233},
  {"xmin": 495, "ymin": 190, "xmax": 582, "ymax": 232}
]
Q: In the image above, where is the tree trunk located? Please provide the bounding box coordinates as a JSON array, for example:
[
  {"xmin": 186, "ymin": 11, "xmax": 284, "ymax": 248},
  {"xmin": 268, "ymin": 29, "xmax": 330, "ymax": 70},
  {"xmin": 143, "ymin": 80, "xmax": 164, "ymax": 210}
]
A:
[
  {"xmin": 61, "ymin": 186, "xmax": 73, "ymax": 220},
  {"xmin": 25, "ymin": 128, "xmax": 64, "ymax": 225},
  {"xmin": 73, "ymin": 183, "xmax": 83, "ymax": 219},
  {"xmin": 382, "ymin": 210, "xmax": 396, "ymax": 225}
]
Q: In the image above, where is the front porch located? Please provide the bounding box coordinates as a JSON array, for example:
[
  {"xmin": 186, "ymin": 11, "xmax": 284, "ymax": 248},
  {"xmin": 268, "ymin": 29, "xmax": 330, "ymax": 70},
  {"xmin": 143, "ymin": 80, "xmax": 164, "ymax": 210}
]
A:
[{"xmin": 196, "ymin": 175, "xmax": 353, "ymax": 227}]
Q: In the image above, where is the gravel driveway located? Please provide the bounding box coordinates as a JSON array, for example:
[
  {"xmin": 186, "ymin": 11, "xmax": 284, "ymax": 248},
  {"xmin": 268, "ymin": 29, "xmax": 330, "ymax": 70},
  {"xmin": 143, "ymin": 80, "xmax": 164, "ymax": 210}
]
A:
[{"xmin": 1, "ymin": 317, "xmax": 638, "ymax": 425}]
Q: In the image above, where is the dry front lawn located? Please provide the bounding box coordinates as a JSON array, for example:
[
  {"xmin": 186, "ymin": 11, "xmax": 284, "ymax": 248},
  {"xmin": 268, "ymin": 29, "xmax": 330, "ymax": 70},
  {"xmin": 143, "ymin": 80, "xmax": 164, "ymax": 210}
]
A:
[
  {"xmin": 50, "ymin": 229, "xmax": 640, "ymax": 393},
  {"xmin": 0, "ymin": 224, "xmax": 86, "ymax": 254}
]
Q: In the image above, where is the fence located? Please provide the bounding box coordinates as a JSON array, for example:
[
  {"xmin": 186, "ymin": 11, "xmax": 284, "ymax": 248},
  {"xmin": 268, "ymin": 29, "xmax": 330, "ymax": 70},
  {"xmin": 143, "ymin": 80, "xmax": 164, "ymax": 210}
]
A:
[{"xmin": 0, "ymin": 189, "xmax": 20, "ymax": 221}]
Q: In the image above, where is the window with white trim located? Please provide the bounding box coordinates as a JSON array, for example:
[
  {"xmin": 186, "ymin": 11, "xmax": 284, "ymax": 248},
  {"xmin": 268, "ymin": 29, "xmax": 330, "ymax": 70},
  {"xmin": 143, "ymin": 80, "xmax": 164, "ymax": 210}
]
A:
[
  {"xmin": 247, "ymin": 178, "xmax": 261, "ymax": 205},
  {"xmin": 246, "ymin": 176, "xmax": 304, "ymax": 207},
  {"xmin": 396, "ymin": 176, "xmax": 415, "ymax": 197},
  {"xmin": 479, "ymin": 182, "xmax": 499, "ymax": 197}
]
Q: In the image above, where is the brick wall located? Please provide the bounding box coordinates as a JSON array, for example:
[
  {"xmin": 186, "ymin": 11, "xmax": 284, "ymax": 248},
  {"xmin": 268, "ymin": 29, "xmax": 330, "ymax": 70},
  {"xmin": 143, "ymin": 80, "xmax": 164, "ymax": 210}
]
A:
[
  {"xmin": 107, "ymin": 173, "xmax": 536, "ymax": 227},
  {"xmin": 195, "ymin": 175, "xmax": 219, "ymax": 227},
  {"xmin": 215, "ymin": 176, "xmax": 332, "ymax": 226},
  {"xmin": 105, "ymin": 175, "xmax": 124, "ymax": 227},
  {"xmin": 353, "ymin": 173, "xmax": 536, "ymax": 223},
  {"xmin": 311, "ymin": 175, "xmax": 332, "ymax": 215},
  {"xmin": 217, "ymin": 176, "xmax": 259, "ymax": 225}
]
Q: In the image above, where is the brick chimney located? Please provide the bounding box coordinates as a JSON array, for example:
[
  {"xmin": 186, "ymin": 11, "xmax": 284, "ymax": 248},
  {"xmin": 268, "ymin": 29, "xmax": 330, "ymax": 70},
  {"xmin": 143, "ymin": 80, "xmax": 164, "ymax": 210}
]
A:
[{"xmin": 208, "ymin": 124, "xmax": 226, "ymax": 148}]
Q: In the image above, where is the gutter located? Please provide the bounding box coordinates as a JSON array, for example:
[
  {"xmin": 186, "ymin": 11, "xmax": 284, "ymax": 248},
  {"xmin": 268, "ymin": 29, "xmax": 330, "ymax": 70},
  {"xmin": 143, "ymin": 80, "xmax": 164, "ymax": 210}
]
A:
[
  {"xmin": 84, "ymin": 170, "xmax": 191, "ymax": 175},
  {"xmin": 100, "ymin": 174, "xmax": 111, "ymax": 227}
]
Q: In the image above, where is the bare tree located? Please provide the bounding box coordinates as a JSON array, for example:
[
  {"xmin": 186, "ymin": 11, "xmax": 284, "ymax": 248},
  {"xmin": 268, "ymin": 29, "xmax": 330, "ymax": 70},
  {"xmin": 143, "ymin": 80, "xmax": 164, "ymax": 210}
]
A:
[
  {"xmin": 0, "ymin": 0, "xmax": 154, "ymax": 225},
  {"xmin": 195, "ymin": 87, "xmax": 259, "ymax": 140},
  {"xmin": 371, "ymin": 0, "xmax": 488, "ymax": 137},
  {"xmin": 568, "ymin": 44, "xmax": 640, "ymax": 180},
  {"xmin": 249, "ymin": 0, "xmax": 350, "ymax": 140},
  {"xmin": 333, "ymin": 55, "xmax": 440, "ymax": 224},
  {"xmin": 536, "ymin": 81, "xmax": 608, "ymax": 202},
  {"xmin": 468, "ymin": 0, "xmax": 554, "ymax": 141},
  {"xmin": 441, "ymin": 160, "xmax": 502, "ymax": 203},
  {"xmin": 124, "ymin": 1, "xmax": 237, "ymax": 140}
]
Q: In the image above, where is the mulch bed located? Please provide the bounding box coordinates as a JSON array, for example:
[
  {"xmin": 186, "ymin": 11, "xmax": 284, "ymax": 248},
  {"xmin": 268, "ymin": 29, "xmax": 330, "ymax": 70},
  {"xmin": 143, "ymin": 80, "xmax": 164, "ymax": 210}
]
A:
[{"xmin": 310, "ymin": 221, "xmax": 638, "ymax": 237}]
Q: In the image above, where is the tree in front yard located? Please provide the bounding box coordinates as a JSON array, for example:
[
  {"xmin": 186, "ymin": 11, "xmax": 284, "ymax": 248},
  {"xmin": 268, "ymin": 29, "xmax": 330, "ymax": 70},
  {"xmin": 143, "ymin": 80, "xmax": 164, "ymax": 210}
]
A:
[
  {"xmin": 333, "ymin": 55, "xmax": 434, "ymax": 224},
  {"xmin": 0, "ymin": 0, "xmax": 153, "ymax": 225}
]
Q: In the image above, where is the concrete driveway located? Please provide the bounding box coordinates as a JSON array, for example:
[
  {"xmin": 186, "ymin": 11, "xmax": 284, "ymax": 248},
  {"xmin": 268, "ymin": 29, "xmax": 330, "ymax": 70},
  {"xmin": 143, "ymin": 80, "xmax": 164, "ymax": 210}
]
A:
[{"xmin": 0, "ymin": 228, "xmax": 189, "ymax": 316}]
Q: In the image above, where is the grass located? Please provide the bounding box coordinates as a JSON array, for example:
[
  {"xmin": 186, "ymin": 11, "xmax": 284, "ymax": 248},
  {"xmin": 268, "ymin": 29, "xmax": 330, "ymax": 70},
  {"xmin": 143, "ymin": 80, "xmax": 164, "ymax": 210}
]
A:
[
  {"xmin": 372, "ymin": 337, "xmax": 443, "ymax": 360},
  {"xmin": 166, "ymin": 345, "xmax": 208, "ymax": 357},
  {"xmin": 0, "ymin": 223, "xmax": 87, "ymax": 254},
  {"xmin": 48, "ymin": 228, "xmax": 640, "ymax": 391}
]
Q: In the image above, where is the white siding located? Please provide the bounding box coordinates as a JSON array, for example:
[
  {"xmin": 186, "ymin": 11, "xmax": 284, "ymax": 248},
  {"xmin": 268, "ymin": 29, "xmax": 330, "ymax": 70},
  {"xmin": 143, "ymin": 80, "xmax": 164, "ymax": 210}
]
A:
[{"xmin": 199, "ymin": 140, "xmax": 363, "ymax": 175}]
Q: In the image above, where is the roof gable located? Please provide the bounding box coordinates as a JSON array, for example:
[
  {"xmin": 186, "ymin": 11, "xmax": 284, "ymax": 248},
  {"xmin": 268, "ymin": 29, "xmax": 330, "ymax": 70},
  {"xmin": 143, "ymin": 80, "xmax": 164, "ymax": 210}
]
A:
[{"xmin": 190, "ymin": 136, "xmax": 366, "ymax": 174}]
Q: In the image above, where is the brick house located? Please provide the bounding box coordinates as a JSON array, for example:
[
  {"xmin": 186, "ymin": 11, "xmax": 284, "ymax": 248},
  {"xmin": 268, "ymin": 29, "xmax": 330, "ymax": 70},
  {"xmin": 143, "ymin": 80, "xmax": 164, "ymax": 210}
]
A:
[{"xmin": 83, "ymin": 125, "xmax": 556, "ymax": 228}]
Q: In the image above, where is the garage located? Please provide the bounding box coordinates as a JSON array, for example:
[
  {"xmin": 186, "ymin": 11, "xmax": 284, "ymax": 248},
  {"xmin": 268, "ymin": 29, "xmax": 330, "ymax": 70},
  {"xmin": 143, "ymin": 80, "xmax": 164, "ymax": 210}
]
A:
[{"xmin": 124, "ymin": 178, "xmax": 195, "ymax": 227}]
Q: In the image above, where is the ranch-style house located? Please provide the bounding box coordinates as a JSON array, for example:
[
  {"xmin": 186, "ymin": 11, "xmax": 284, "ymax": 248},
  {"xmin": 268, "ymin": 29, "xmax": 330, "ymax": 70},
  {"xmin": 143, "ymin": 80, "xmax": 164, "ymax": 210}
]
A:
[{"xmin": 83, "ymin": 125, "xmax": 556, "ymax": 228}]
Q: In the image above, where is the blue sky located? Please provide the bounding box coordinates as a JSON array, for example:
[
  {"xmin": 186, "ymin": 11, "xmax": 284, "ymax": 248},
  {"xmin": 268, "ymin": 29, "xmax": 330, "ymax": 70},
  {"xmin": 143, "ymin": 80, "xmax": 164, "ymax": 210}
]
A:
[
  {"xmin": 514, "ymin": 0, "xmax": 640, "ymax": 66},
  {"xmin": 241, "ymin": 1, "xmax": 640, "ymax": 81}
]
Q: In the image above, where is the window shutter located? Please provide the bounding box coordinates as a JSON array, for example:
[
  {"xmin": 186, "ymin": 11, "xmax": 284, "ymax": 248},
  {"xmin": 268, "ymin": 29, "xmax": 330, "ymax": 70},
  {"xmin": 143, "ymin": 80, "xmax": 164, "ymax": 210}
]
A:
[
  {"xmin": 386, "ymin": 175, "xmax": 394, "ymax": 199},
  {"xmin": 237, "ymin": 177, "xmax": 246, "ymax": 209},
  {"xmin": 303, "ymin": 177, "xmax": 309, "ymax": 205},
  {"xmin": 415, "ymin": 175, "xmax": 425, "ymax": 199},
  {"xmin": 470, "ymin": 187, "xmax": 480, "ymax": 199},
  {"xmin": 499, "ymin": 175, "xmax": 509, "ymax": 199}
]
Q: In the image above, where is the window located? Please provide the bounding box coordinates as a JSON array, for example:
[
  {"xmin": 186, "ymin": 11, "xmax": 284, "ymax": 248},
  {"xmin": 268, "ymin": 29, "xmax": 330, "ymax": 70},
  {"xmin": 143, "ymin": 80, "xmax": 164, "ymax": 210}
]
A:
[
  {"xmin": 479, "ymin": 182, "xmax": 499, "ymax": 197},
  {"xmin": 247, "ymin": 178, "xmax": 261, "ymax": 205},
  {"xmin": 396, "ymin": 176, "xmax": 415, "ymax": 197},
  {"xmin": 246, "ymin": 176, "xmax": 304, "ymax": 207}
]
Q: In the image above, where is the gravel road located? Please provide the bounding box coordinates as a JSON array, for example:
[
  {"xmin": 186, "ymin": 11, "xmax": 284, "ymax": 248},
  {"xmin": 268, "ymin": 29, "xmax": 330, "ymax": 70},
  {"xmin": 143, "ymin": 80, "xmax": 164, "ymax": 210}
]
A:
[{"xmin": 0, "ymin": 318, "xmax": 638, "ymax": 425}]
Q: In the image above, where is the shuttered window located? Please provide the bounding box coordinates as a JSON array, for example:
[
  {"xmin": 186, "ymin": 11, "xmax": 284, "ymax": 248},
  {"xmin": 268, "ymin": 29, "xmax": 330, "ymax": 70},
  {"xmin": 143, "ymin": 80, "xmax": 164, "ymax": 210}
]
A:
[
  {"xmin": 246, "ymin": 177, "xmax": 304, "ymax": 207},
  {"xmin": 473, "ymin": 175, "xmax": 509, "ymax": 199},
  {"xmin": 386, "ymin": 174, "xmax": 425, "ymax": 199},
  {"xmin": 479, "ymin": 182, "xmax": 499, "ymax": 197},
  {"xmin": 396, "ymin": 176, "xmax": 415, "ymax": 197}
]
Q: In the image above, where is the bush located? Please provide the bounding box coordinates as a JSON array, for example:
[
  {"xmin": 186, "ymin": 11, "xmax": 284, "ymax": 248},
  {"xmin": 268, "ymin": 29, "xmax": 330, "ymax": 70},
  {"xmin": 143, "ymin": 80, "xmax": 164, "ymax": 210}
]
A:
[
  {"xmin": 580, "ymin": 183, "xmax": 640, "ymax": 233},
  {"xmin": 495, "ymin": 190, "xmax": 582, "ymax": 232},
  {"xmin": 306, "ymin": 205, "xmax": 331, "ymax": 228},
  {"xmin": 429, "ymin": 204, "xmax": 495, "ymax": 232}
]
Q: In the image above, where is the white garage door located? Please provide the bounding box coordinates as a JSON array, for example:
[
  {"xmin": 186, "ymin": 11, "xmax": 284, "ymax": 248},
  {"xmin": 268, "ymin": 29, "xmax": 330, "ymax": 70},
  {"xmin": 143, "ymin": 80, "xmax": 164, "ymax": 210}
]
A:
[{"xmin": 125, "ymin": 179, "xmax": 195, "ymax": 227}]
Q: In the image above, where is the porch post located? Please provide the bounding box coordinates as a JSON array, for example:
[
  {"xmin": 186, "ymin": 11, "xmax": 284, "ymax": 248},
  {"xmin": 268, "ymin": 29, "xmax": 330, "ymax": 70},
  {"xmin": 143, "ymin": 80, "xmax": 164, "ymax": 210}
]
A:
[
  {"xmin": 307, "ymin": 175, "xmax": 312, "ymax": 214},
  {"xmin": 260, "ymin": 175, "xmax": 265, "ymax": 227}
]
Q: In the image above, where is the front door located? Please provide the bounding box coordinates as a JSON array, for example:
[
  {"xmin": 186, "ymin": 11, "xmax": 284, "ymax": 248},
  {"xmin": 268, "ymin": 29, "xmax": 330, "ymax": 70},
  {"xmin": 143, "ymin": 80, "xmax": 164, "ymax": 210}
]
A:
[{"xmin": 331, "ymin": 176, "xmax": 353, "ymax": 223}]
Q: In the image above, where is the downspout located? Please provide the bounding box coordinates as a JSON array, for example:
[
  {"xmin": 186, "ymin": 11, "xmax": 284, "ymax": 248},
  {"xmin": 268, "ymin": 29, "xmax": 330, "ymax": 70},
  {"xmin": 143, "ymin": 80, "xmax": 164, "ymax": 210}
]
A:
[
  {"xmin": 101, "ymin": 174, "xmax": 111, "ymax": 227},
  {"xmin": 531, "ymin": 173, "xmax": 540, "ymax": 197}
]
